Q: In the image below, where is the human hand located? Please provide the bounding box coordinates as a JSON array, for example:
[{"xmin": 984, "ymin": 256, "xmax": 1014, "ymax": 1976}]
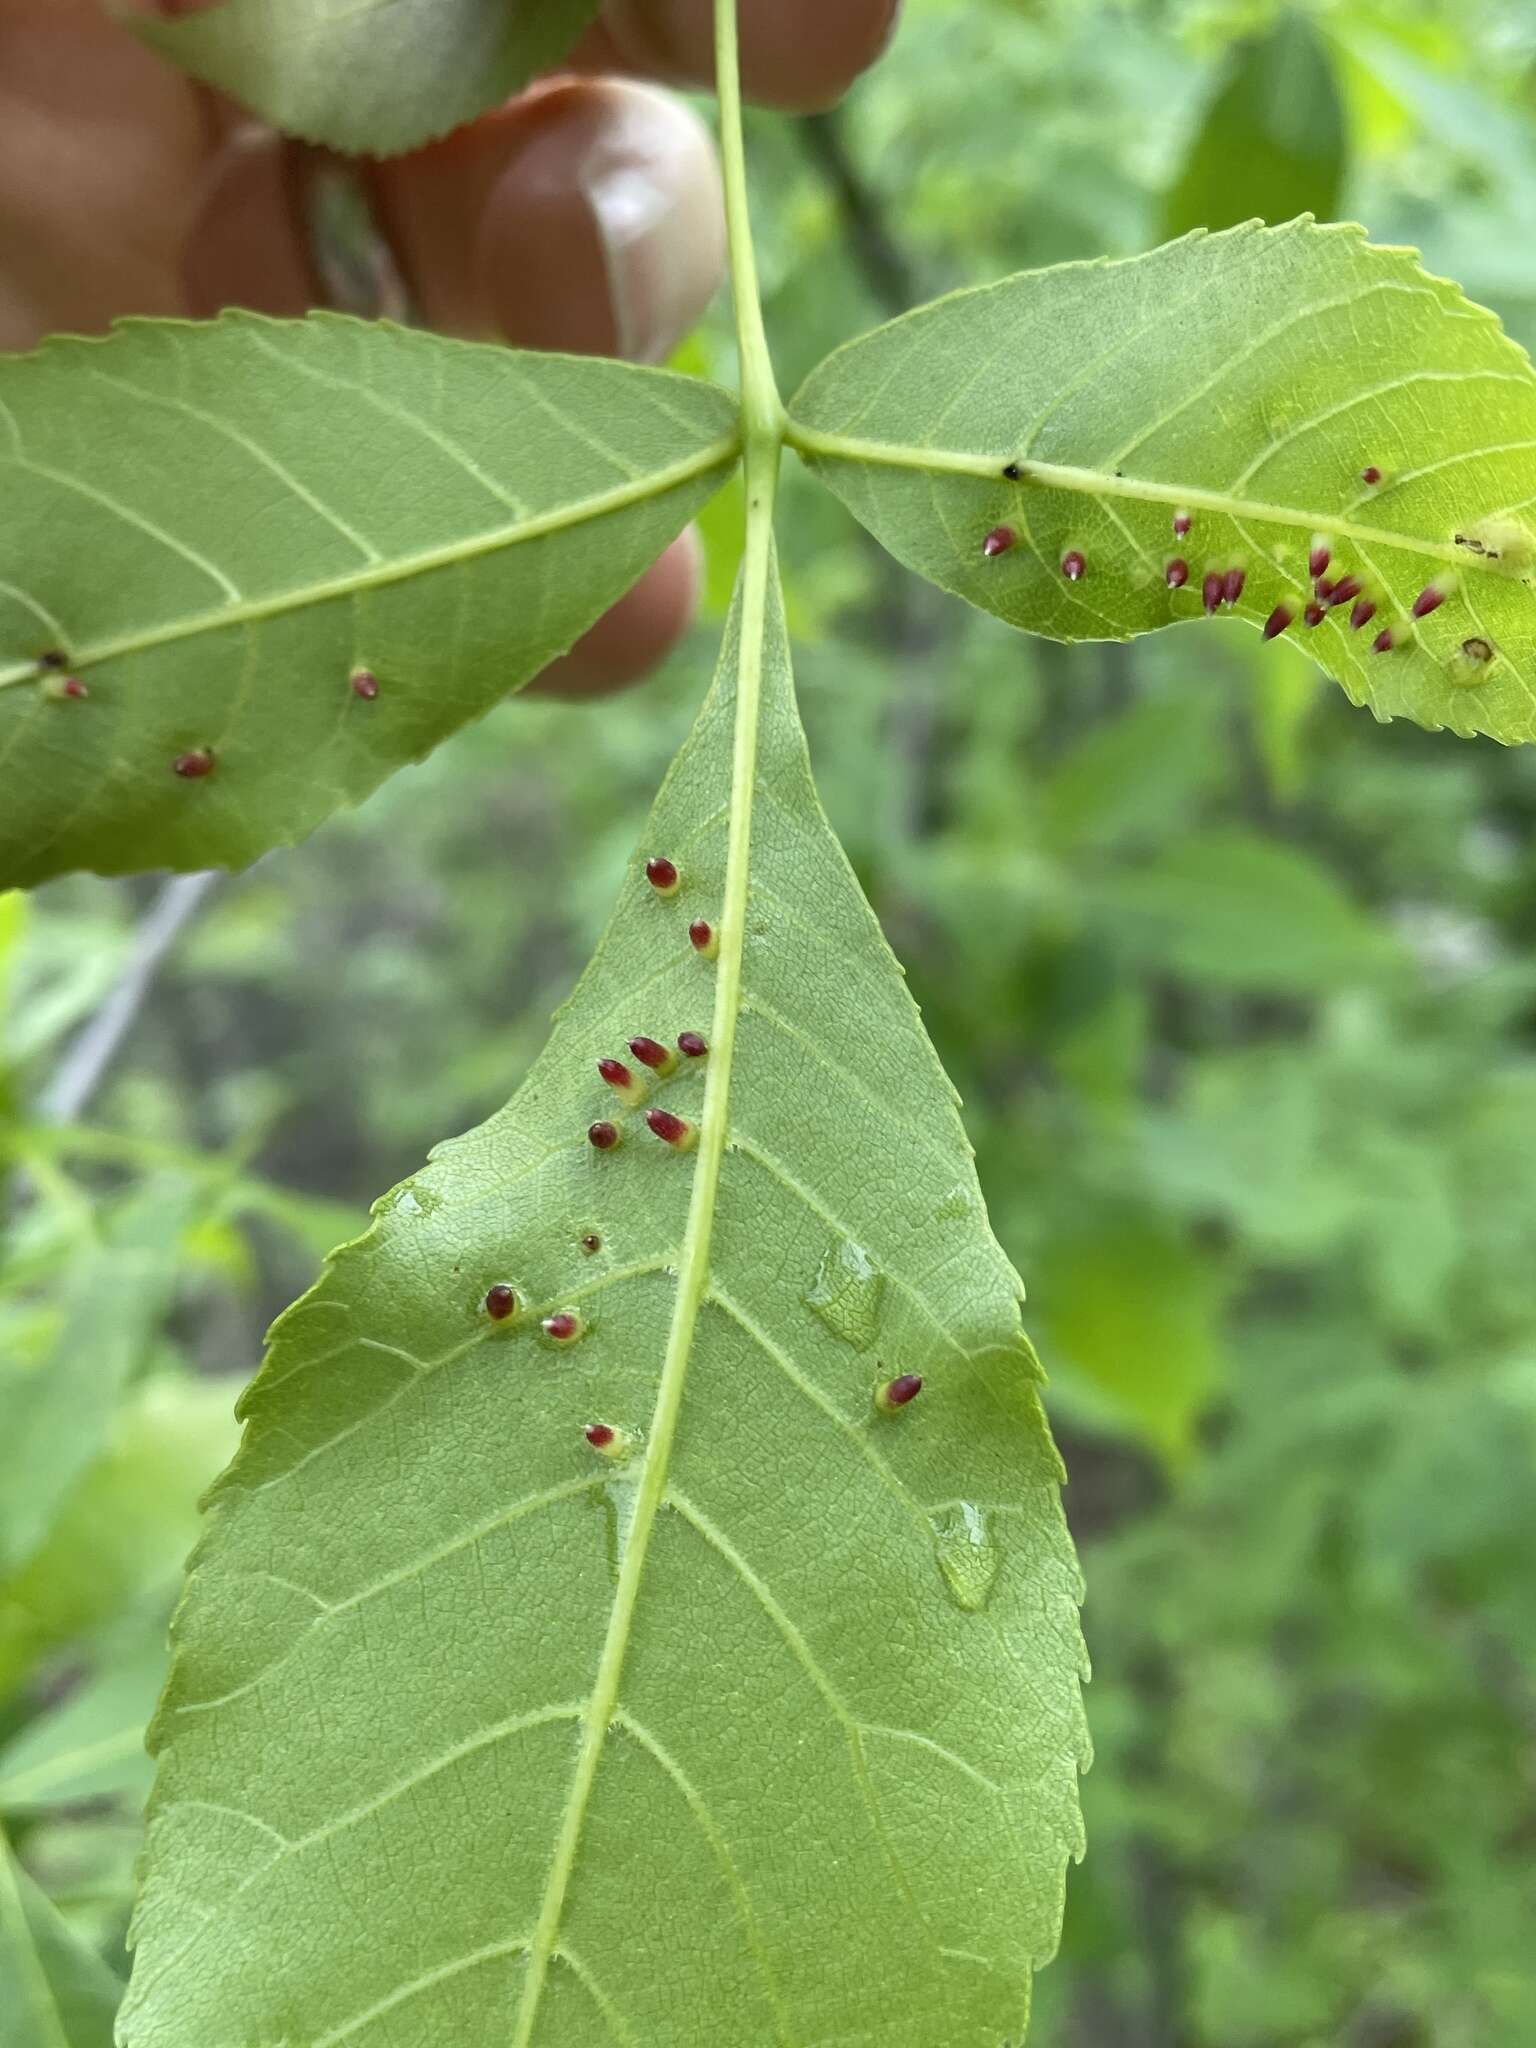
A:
[{"xmin": 0, "ymin": 0, "xmax": 897, "ymax": 695}]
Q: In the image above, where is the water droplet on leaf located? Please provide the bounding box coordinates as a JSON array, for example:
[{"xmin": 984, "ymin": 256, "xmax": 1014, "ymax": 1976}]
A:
[
  {"xmin": 804, "ymin": 1239, "xmax": 885, "ymax": 1349},
  {"xmin": 931, "ymin": 1503, "xmax": 1000, "ymax": 1612}
]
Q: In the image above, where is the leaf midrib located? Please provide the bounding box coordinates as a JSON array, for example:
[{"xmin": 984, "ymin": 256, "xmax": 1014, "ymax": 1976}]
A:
[
  {"xmin": 785, "ymin": 422, "xmax": 1507, "ymax": 578},
  {"xmin": 507, "ymin": 467, "xmax": 776, "ymax": 2046},
  {"xmin": 0, "ymin": 436, "xmax": 739, "ymax": 693}
]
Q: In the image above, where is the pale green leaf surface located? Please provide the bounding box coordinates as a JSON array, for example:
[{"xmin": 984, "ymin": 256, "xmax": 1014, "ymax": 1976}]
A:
[
  {"xmin": 121, "ymin": 562, "xmax": 1086, "ymax": 2048},
  {"xmin": 129, "ymin": 0, "xmax": 601, "ymax": 155},
  {"xmin": 0, "ymin": 316, "xmax": 737, "ymax": 888},
  {"xmin": 789, "ymin": 220, "xmax": 1536, "ymax": 745},
  {"xmin": 0, "ymin": 1833, "xmax": 121, "ymax": 2048}
]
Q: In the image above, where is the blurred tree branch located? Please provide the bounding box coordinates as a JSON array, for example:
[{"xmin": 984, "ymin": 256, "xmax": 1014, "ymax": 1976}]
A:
[
  {"xmin": 42, "ymin": 873, "xmax": 220, "ymax": 1126},
  {"xmin": 799, "ymin": 108, "xmax": 922, "ymax": 315}
]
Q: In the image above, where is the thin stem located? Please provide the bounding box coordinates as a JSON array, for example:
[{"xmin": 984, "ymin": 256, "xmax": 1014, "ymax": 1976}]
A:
[
  {"xmin": 41, "ymin": 872, "xmax": 219, "ymax": 1124},
  {"xmin": 715, "ymin": 0, "xmax": 783, "ymax": 449},
  {"xmin": 510, "ymin": 9, "xmax": 784, "ymax": 2040}
]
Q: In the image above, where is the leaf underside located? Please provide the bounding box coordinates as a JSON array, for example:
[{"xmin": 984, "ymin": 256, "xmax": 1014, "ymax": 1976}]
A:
[
  {"xmin": 121, "ymin": 565, "xmax": 1087, "ymax": 2048},
  {"xmin": 0, "ymin": 316, "xmax": 736, "ymax": 888},
  {"xmin": 130, "ymin": 0, "xmax": 603, "ymax": 156},
  {"xmin": 790, "ymin": 220, "xmax": 1536, "ymax": 746}
]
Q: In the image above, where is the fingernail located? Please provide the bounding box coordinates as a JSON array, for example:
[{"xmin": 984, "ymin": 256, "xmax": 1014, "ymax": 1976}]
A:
[
  {"xmin": 579, "ymin": 85, "xmax": 724, "ymax": 361},
  {"xmin": 479, "ymin": 81, "xmax": 723, "ymax": 362}
]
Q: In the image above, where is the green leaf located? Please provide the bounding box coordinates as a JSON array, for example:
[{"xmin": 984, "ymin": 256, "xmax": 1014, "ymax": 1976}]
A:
[
  {"xmin": 788, "ymin": 220, "xmax": 1536, "ymax": 745},
  {"xmin": 1033, "ymin": 1208, "xmax": 1227, "ymax": 1467},
  {"xmin": 1039, "ymin": 691, "xmax": 1223, "ymax": 853},
  {"xmin": 121, "ymin": 559, "xmax": 1086, "ymax": 2048},
  {"xmin": 1087, "ymin": 829, "xmax": 1396, "ymax": 991},
  {"xmin": 0, "ymin": 1831, "xmax": 122, "ymax": 2048},
  {"xmin": 1164, "ymin": 14, "xmax": 1346, "ymax": 239},
  {"xmin": 0, "ymin": 1180, "xmax": 199, "ymax": 1580},
  {"xmin": 129, "ymin": 0, "xmax": 602, "ymax": 155},
  {"xmin": 0, "ymin": 1624, "xmax": 164, "ymax": 1816},
  {"xmin": 0, "ymin": 316, "xmax": 737, "ymax": 888},
  {"xmin": 0, "ymin": 1379, "xmax": 238, "ymax": 1701}
]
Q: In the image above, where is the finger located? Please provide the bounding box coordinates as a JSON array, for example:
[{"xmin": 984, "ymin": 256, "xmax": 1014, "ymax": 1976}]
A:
[
  {"xmin": 577, "ymin": 0, "xmax": 900, "ymax": 112},
  {"xmin": 525, "ymin": 528, "xmax": 703, "ymax": 699},
  {"xmin": 363, "ymin": 79, "xmax": 724, "ymax": 359},
  {"xmin": 0, "ymin": 0, "xmax": 209, "ymax": 349}
]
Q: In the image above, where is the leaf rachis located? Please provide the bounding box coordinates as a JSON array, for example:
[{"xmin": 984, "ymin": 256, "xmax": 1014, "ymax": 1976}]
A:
[{"xmin": 507, "ymin": 6, "xmax": 784, "ymax": 2037}]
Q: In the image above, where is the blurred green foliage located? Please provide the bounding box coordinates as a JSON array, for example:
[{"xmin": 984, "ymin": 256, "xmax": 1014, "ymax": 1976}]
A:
[{"xmin": 4, "ymin": 0, "xmax": 1535, "ymax": 2038}]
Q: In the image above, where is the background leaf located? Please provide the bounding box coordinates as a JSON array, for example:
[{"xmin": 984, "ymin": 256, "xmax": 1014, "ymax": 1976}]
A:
[
  {"xmin": 789, "ymin": 220, "xmax": 1536, "ymax": 746},
  {"xmin": 1032, "ymin": 1206, "xmax": 1228, "ymax": 1467},
  {"xmin": 1164, "ymin": 14, "xmax": 1347, "ymax": 239},
  {"xmin": 130, "ymin": 0, "xmax": 603, "ymax": 156},
  {"xmin": 0, "ymin": 1379, "xmax": 239, "ymax": 1700},
  {"xmin": 0, "ymin": 316, "xmax": 736, "ymax": 888},
  {"xmin": 1087, "ymin": 829, "xmax": 1398, "ymax": 991},
  {"xmin": 0, "ymin": 1623, "xmax": 165, "ymax": 1818},
  {"xmin": 0, "ymin": 1832, "xmax": 122, "ymax": 2048},
  {"xmin": 0, "ymin": 1180, "xmax": 198, "ymax": 1580},
  {"xmin": 120, "ymin": 564, "xmax": 1087, "ymax": 2048}
]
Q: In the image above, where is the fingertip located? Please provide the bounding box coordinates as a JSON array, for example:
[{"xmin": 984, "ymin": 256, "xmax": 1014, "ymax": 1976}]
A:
[
  {"xmin": 594, "ymin": 0, "xmax": 900, "ymax": 111},
  {"xmin": 526, "ymin": 528, "xmax": 702, "ymax": 700},
  {"xmin": 181, "ymin": 127, "xmax": 318, "ymax": 318},
  {"xmin": 368, "ymin": 80, "xmax": 723, "ymax": 360}
]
